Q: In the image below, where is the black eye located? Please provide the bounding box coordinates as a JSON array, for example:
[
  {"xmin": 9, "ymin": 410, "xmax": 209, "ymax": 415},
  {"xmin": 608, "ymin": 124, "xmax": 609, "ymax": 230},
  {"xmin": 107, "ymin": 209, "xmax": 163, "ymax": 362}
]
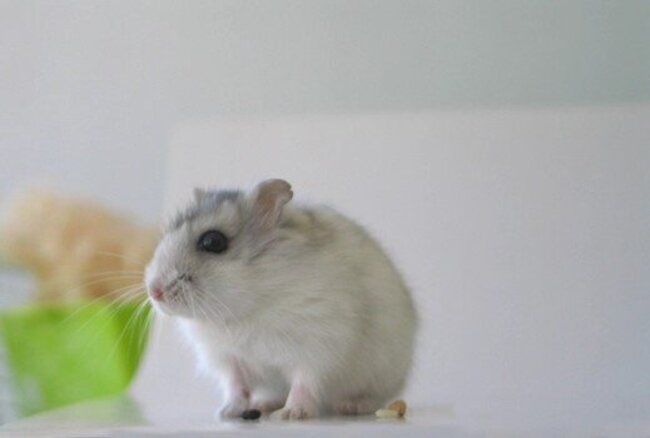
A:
[{"xmin": 197, "ymin": 230, "xmax": 228, "ymax": 254}]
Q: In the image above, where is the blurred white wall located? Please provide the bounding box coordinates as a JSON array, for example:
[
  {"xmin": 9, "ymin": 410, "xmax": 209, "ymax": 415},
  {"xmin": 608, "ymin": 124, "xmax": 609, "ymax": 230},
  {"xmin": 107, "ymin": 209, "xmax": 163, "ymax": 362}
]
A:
[{"xmin": 1, "ymin": 1, "xmax": 648, "ymax": 220}]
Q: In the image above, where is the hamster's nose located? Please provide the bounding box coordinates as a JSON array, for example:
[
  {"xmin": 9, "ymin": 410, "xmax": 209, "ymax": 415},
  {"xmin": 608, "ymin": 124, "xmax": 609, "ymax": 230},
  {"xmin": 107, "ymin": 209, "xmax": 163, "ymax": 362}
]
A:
[{"xmin": 150, "ymin": 285, "xmax": 165, "ymax": 302}]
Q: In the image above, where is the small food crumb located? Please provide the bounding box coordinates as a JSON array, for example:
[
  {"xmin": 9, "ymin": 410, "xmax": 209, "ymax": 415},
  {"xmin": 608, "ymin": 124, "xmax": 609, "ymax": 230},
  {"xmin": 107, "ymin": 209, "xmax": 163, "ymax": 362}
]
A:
[
  {"xmin": 375, "ymin": 408, "xmax": 400, "ymax": 419},
  {"xmin": 241, "ymin": 409, "xmax": 261, "ymax": 420},
  {"xmin": 387, "ymin": 399, "xmax": 407, "ymax": 417}
]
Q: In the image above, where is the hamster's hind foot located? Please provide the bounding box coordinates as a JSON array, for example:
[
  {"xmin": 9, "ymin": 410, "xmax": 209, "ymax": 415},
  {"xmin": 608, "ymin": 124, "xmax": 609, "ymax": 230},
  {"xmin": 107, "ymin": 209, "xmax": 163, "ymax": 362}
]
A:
[
  {"xmin": 270, "ymin": 379, "xmax": 318, "ymax": 420},
  {"xmin": 270, "ymin": 404, "xmax": 317, "ymax": 420}
]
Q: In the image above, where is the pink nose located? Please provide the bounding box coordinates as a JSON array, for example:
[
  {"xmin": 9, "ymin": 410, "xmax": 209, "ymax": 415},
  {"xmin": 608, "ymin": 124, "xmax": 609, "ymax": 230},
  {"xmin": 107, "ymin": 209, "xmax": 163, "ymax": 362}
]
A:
[{"xmin": 150, "ymin": 286, "xmax": 165, "ymax": 301}]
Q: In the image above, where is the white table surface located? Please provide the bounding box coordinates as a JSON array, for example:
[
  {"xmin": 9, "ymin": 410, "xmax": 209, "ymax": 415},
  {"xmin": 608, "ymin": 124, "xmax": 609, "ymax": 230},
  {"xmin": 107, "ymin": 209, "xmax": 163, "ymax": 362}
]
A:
[{"xmin": 2, "ymin": 394, "xmax": 649, "ymax": 437}]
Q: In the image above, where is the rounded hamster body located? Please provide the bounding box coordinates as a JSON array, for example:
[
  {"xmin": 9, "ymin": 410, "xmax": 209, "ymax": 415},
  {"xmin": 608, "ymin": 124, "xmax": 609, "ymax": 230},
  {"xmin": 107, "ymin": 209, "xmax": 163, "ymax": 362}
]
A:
[{"xmin": 145, "ymin": 180, "xmax": 417, "ymax": 419}]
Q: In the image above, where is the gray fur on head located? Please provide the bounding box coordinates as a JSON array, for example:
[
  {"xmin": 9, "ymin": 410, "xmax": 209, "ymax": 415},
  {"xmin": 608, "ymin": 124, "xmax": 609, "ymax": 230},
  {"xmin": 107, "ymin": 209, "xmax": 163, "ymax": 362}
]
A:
[{"xmin": 168, "ymin": 189, "xmax": 242, "ymax": 232}]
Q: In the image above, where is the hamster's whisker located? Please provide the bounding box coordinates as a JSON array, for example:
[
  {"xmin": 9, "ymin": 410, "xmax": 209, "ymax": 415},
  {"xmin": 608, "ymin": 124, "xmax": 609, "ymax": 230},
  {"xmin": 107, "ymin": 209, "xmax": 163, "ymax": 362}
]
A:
[
  {"xmin": 100, "ymin": 299, "xmax": 147, "ymax": 358},
  {"xmin": 64, "ymin": 288, "xmax": 147, "ymax": 360},
  {"xmin": 186, "ymin": 286, "xmax": 198, "ymax": 319},
  {"xmin": 123, "ymin": 297, "xmax": 153, "ymax": 358},
  {"xmin": 137, "ymin": 305, "xmax": 154, "ymax": 352},
  {"xmin": 88, "ymin": 250, "xmax": 149, "ymax": 268},
  {"xmin": 193, "ymin": 292, "xmax": 221, "ymax": 321},
  {"xmin": 47, "ymin": 274, "xmax": 144, "ymax": 305},
  {"xmin": 59, "ymin": 283, "xmax": 146, "ymax": 326},
  {"xmin": 194, "ymin": 293, "xmax": 233, "ymax": 339},
  {"xmin": 194, "ymin": 285, "xmax": 238, "ymax": 323},
  {"xmin": 106, "ymin": 296, "xmax": 151, "ymax": 362},
  {"xmin": 67, "ymin": 286, "xmax": 146, "ymax": 336},
  {"xmin": 78, "ymin": 270, "xmax": 144, "ymax": 280},
  {"xmin": 192, "ymin": 294, "xmax": 212, "ymax": 322},
  {"xmin": 201, "ymin": 296, "xmax": 226, "ymax": 323}
]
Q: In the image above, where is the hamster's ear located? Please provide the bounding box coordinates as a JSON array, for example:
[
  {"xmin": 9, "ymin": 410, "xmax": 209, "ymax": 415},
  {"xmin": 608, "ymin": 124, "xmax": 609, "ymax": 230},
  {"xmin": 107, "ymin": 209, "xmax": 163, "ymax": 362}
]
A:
[{"xmin": 249, "ymin": 179, "xmax": 293, "ymax": 232}]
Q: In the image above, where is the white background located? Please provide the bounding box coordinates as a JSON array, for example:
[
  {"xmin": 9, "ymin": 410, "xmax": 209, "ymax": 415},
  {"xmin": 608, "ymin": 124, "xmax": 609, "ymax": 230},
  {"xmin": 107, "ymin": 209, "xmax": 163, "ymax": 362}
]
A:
[{"xmin": 1, "ymin": 1, "xmax": 649, "ymax": 221}]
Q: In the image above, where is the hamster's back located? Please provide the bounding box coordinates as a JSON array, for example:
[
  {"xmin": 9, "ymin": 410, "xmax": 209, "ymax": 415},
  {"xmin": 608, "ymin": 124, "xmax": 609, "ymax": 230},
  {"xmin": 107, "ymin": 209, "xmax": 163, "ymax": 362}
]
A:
[{"xmin": 279, "ymin": 205, "xmax": 418, "ymax": 405}]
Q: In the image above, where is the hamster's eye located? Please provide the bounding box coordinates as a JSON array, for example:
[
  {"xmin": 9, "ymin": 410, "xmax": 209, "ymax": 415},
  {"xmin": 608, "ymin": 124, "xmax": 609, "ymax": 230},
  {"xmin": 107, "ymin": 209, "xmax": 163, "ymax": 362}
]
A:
[{"xmin": 197, "ymin": 230, "xmax": 228, "ymax": 254}]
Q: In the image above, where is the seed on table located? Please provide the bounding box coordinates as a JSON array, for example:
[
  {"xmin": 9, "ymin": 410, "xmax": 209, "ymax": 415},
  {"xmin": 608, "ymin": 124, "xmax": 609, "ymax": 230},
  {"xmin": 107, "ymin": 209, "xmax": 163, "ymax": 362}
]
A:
[
  {"xmin": 387, "ymin": 399, "xmax": 407, "ymax": 417},
  {"xmin": 375, "ymin": 408, "xmax": 400, "ymax": 419}
]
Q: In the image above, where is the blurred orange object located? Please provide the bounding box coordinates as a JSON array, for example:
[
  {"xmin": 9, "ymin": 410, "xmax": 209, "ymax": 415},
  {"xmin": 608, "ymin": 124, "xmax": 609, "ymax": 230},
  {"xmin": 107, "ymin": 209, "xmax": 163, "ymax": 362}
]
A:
[{"xmin": 0, "ymin": 190, "xmax": 158, "ymax": 302}]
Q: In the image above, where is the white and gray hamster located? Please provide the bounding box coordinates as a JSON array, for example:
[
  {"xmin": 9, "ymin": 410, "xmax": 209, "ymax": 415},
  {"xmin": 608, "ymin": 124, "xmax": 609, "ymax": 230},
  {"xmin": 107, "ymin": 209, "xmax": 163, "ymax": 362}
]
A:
[{"xmin": 145, "ymin": 179, "xmax": 417, "ymax": 420}]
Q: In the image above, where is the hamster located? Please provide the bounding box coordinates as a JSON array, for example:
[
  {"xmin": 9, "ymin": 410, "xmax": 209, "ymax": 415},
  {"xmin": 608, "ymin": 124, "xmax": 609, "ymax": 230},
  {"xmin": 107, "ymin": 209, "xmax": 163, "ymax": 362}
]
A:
[{"xmin": 145, "ymin": 179, "xmax": 417, "ymax": 420}]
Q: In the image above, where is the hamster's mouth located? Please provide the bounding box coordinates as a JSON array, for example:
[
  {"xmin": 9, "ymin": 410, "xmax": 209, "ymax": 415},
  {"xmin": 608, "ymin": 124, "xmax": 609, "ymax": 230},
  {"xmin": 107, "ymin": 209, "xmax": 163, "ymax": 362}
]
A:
[{"xmin": 147, "ymin": 287, "xmax": 203, "ymax": 320}]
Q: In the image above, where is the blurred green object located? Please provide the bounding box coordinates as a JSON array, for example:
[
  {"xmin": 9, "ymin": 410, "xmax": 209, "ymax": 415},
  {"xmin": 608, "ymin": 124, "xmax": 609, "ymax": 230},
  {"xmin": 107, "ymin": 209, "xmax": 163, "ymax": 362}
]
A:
[{"xmin": 0, "ymin": 302, "xmax": 151, "ymax": 417}]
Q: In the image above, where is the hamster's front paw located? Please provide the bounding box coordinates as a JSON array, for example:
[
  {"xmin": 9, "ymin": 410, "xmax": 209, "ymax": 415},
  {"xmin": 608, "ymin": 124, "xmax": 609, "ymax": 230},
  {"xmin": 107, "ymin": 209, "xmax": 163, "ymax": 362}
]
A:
[
  {"xmin": 270, "ymin": 403, "xmax": 318, "ymax": 420},
  {"xmin": 217, "ymin": 397, "xmax": 249, "ymax": 419}
]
